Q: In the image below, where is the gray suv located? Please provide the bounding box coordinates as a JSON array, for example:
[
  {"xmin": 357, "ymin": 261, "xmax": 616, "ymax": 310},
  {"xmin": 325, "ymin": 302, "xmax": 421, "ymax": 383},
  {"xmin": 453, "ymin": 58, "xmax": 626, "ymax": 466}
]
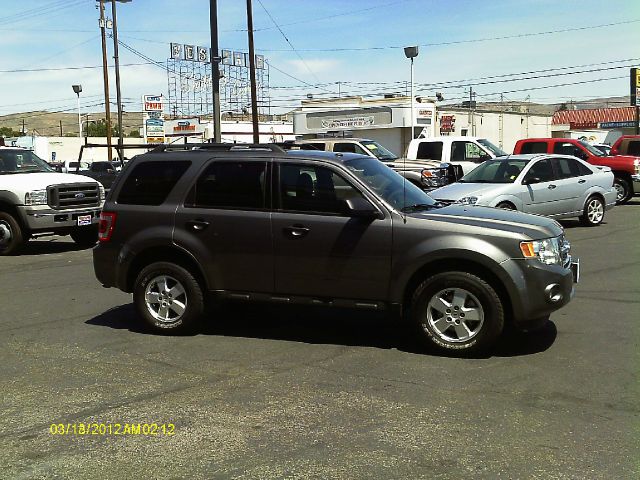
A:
[{"xmin": 93, "ymin": 144, "xmax": 579, "ymax": 355}]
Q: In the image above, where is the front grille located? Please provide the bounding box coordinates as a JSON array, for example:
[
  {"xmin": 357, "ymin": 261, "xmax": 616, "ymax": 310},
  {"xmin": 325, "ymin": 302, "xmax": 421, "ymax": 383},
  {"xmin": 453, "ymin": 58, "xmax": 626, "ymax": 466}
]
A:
[{"xmin": 47, "ymin": 183, "xmax": 100, "ymax": 210}]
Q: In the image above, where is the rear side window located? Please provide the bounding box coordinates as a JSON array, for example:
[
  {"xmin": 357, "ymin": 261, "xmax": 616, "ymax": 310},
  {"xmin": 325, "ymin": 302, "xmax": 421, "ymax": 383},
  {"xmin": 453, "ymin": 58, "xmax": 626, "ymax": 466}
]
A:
[
  {"xmin": 416, "ymin": 141, "xmax": 443, "ymax": 160},
  {"xmin": 117, "ymin": 161, "xmax": 191, "ymax": 205},
  {"xmin": 520, "ymin": 142, "xmax": 547, "ymax": 154},
  {"xmin": 628, "ymin": 141, "xmax": 640, "ymax": 156},
  {"xmin": 553, "ymin": 157, "xmax": 582, "ymax": 179},
  {"xmin": 553, "ymin": 142, "xmax": 582, "ymax": 157},
  {"xmin": 333, "ymin": 143, "xmax": 368, "ymax": 155},
  {"xmin": 188, "ymin": 161, "xmax": 267, "ymax": 210}
]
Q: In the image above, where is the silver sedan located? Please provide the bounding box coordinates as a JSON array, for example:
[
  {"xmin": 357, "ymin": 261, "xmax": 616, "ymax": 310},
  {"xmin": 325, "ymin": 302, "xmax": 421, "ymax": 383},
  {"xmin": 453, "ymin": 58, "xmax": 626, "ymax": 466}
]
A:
[{"xmin": 429, "ymin": 154, "xmax": 616, "ymax": 226}]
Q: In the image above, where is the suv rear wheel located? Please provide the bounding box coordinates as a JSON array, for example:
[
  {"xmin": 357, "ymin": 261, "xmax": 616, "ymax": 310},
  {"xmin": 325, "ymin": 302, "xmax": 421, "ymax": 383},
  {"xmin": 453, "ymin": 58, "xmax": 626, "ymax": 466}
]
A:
[
  {"xmin": 133, "ymin": 262, "xmax": 204, "ymax": 333},
  {"xmin": 410, "ymin": 272, "xmax": 504, "ymax": 355}
]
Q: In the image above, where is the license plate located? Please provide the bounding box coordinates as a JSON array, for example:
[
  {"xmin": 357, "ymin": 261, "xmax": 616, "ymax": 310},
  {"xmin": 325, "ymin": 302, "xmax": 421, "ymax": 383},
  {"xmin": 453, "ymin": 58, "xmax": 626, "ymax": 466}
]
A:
[
  {"xmin": 77, "ymin": 214, "xmax": 92, "ymax": 226},
  {"xmin": 571, "ymin": 260, "xmax": 580, "ymax": 283}
]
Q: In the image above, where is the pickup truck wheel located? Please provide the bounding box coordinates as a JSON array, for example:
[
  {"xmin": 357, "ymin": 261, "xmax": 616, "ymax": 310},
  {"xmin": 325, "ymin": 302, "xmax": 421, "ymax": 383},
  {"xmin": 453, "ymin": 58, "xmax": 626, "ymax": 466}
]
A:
[
  {"xmin": 579, "ymin": 196, "xmax": 604, "ymax": 226},
  {"xmin": 613, "ymin": 177, "xmax": 631, "ymax": 204},
  {"xmin": 133, "ymin": 262, "xmax": 204, "ymax": 334},
  {"xmin": 70, "ymin": 225, "xmax": 98, "ymax": 247},
  {"xmin": 0, "ymin": 212, "xmax": 24, "ymax": 256},
  {"xmin": 411, "ymin": 272, "xmax": 504, "ymax": 355}
]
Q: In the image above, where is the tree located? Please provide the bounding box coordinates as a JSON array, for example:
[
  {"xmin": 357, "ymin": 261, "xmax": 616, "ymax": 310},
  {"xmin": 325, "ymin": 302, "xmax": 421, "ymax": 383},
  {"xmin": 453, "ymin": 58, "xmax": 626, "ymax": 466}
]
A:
[
  {"xmin": 0, "ymin": 126, "xmax": 22, "ymax": 137},
  {"xmin": 128, "ymin": 129, "xmax": 141, "ymax": 138},
  {"xmin": 85, "ymin": 119, "xmax": 121, "ymax": 137}
]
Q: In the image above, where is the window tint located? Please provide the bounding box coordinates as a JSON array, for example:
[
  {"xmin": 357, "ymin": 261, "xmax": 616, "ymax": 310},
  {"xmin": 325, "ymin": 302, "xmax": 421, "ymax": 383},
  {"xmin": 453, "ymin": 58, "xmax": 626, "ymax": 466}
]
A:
[
  {"xmin": 190, "ymin": 161, "xmax": 266, "ymax": 209},
  {"xmin": 553, "ymin": 142, "xmax": 583, "ymax": 158},
  {"xmin": 416, "ymin": 141, "xmax": 443, "ymax": 160},
  {"xmin": 302, "ymin": 143, "xmax": 326, "ymax": 151},
  {"xmin": 577, "ymin": 162, "xmax": 593, "ymax": 176},
  {"xmin": 628, "ymin": 141, "xmax": 640, "ymax": 156},
  {"xmin": 333, "ymin": 143, "xmax": 367, "ymax": 155},
  {"xmin": 118, "ymin": 161, "xmax": 190, "ymax": 205},
  {"xmin": 278, "ymin": 164, "xmax": 363, "ymax": 214},
  {"xmin": 524, "ymin": 159, "xmax": 554, "ymax": 183},
  {"xmin": 451, "ymin": 141, "xmax": 483, "ymax": 162},
  {"xmin": 553, "ymin": 157, "xmax": 582, "ymax": 179},
  {"xmin": 520, "ymin": 142, "xmax": 547, "ymax": 154}
]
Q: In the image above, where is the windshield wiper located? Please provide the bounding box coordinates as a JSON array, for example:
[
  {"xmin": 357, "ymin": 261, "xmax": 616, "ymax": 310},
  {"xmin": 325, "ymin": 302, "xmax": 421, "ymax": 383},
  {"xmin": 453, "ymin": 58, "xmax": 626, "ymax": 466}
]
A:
[{"xmin": 401, "ymin": 203, "xmax": 439, "ymax": 212}]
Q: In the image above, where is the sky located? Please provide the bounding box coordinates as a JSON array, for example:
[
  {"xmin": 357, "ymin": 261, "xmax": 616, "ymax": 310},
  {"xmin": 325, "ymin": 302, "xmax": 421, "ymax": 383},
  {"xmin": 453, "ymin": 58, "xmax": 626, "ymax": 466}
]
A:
[{"xmin": 0, "ymin": 0, "xmax": 638, "ymax": 119}]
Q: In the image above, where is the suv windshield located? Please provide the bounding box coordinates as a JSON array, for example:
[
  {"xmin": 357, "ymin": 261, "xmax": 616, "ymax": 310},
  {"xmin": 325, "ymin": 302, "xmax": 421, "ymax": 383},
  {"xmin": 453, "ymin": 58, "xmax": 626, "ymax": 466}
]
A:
[
  {"xmin": 0, "ymin": 150, "xmax": 53, "ymax": 174},
  {"xmin": 361, "ymin": 140, "xmax": 399, "ymax": 161},
  {"xmin": 343, "ymin": 157, "xmax": 437, "ymax": 211},
  {"xmin": 477, "ymin": 139, "xmax": 507, "ymax": 157},
  {"xmin": 459, "ymin": 158, "xmax": 530, "ymax": 184},
  {"xmin": 579, "ymin": 140, "xmax": 606, "ymax": 157}
]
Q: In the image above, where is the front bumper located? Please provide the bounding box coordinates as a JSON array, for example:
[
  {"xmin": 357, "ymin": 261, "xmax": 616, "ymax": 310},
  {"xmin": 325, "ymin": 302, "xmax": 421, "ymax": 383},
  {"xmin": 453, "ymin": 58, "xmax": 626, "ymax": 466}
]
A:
[
  {"xmin": 19, "ymin": 205, "xmax": 102, "ymax": 232},
  {"xmin": 632, "ymin": 174, "xmax": 640, "ymax": 188},
  {"xmin": 500, "ymin": 256, "xmax": 577, "ymax": 329}
]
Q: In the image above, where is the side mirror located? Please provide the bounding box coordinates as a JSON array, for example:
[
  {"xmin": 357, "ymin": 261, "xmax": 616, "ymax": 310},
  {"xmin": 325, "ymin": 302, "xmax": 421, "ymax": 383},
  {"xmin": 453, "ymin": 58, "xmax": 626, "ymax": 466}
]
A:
[
  {"xmin": 610, "ymin": 148, "xmax": 619, "ymax": 156},
  {"xmin": 345, "ymin": 197, "xmax": 379, "ymax": 219},
  {"xmin": 522, "ymin": 176, "xmax": 541, "ymax": 185}
]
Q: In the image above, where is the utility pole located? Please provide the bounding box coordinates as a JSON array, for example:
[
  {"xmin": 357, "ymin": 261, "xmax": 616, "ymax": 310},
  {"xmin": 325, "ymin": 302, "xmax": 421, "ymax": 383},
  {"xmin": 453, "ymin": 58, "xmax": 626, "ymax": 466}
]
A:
[
  {"xmin": 468, "ymin": 86, "xmax": 474, "ymax": 136},
  {"xmin": 59, "ymin": 120, "xmax": 63, "ymax": 137},
  {"xmin": 99, "ymin": 0, "xmax": 113, "ymax": 161},
  {"xmin": 111, "ymin": 0, "xmax": 125, "ymax": 160},
  {"xmin": 209, "ymin": 0, "xmax": 222, "ymax": 142},
  {"xmin": 246, "ymin": 0, "xmax": 259, "ymax": 143}
]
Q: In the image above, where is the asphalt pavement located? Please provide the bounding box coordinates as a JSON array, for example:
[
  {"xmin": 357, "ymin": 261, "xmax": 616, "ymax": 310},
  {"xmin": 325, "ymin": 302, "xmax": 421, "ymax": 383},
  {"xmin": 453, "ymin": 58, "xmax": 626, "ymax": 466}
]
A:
[{"xmin": 0, "ymin": 200, "xmax": 639, "ymax": 479}]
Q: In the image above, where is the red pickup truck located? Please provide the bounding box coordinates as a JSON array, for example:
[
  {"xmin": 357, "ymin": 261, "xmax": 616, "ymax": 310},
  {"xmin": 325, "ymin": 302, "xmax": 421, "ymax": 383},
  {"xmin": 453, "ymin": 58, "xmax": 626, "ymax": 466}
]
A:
[
  {"xmin": 513, "ymin": 138, "xmax": 640, "ymax": 204},
  {"xmin": 611, "ymin": 135, "xmax": 640, "ymax": 157}
]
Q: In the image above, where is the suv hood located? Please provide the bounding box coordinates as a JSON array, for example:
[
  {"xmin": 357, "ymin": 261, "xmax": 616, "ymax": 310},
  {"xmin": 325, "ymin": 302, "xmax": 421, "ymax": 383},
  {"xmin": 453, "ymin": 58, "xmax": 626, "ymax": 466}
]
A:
[
  {"xmin": 429, "ymin": 182, "xmax": 509, "ymax": 201},
  {"xmin": 411, "ymin": 204, "xmax": 563, "ymax": 239}
]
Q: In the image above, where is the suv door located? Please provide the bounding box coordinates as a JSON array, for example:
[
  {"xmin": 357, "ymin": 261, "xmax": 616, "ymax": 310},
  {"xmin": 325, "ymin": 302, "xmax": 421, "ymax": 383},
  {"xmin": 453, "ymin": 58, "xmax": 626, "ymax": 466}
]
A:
[
  {"xmin": 520, "ymin": 158, "xmax": 564, "ymax": 216},
  {"xmin": 173, "ymin": 159, "xmax": 274, "ymax": 293},
  {"xmin": 271, "ymin": 161, "xmax": 392, "ymax": 301}
]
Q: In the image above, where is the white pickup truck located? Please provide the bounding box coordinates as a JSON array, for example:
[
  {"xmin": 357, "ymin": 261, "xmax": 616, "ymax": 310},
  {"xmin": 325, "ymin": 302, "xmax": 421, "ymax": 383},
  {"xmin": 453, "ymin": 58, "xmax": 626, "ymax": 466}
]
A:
[
  {"xmin": 0, "ymin": 147, "xmax": 105, "ymax": 255},
  {"xmin": 406, "ymin": 136, "xmax": 507, "ymax": 175}
]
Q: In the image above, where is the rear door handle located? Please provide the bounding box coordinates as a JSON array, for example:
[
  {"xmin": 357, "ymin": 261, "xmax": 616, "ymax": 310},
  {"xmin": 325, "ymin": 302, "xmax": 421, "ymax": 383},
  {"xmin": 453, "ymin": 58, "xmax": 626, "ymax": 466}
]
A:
[
  {"xmin": 284, "ymin": 225, "xmax": 310, "ymax": 237},
  {"xmin": 578, "ymin": 179, "xmax": 586, "ymax": 184},
  {"xmin": 548, "ymin": 184, "xmax": 557, "ymax": 189},
  {"xmin": 186, "ymin": 219, "xmax": 210, "ymax": 232}
]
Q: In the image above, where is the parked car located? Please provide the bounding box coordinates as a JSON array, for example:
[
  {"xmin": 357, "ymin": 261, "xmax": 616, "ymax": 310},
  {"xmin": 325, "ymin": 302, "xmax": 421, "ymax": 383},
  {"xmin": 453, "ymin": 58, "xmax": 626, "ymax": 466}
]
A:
[
  {"xmin": 429, "ymin": 154, "xmax": 616, "ymax": 226},
  {"xmin": 296, "ymin": 138, "xmax": 459, "ymax": 190},
  {"xmin": 72, "ymin": 161, "xmax": 121, "ymax": 192},
  {"xmin": 513, "ymin": 138, "xmax": 640, "ymax": 204},
  {"xmin": 610, "ymin": 135, "xmax": 640, "ymax": 157},
  {"xmin": 0, "ymin": 147, "xmax": 104, "ymax": 254},
  {"xmin": 93, "ymin": 144, "xmax": 578, "ymax": 355},
  {"xmin": 405, "ymin": 136, "xmax": 507, "ymax": 175}
]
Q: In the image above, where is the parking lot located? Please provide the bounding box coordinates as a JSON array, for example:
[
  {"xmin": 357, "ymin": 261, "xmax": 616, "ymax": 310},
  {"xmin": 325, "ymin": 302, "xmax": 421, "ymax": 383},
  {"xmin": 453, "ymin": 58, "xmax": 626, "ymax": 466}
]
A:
[{"xmin": 1, "ymin": 200, "xmax": 638, "ymax": 479}]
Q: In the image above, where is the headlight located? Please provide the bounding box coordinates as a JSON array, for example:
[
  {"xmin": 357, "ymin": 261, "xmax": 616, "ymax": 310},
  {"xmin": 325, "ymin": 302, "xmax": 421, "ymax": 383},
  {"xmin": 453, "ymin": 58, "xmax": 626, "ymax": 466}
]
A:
[
  {"xmin": 25, "ymin": 189, "xmax": 47, "ymax": 205},
  {"xmin": 456, "ymin": 196, "xmax": 479, "ymax": 205},
  {"xmin": 421, "ymin": 168, "xmax": 448, "ymax": 187},
  {"xmin": 520, "ymin": 237, "xmax": 562, "ymax": 265},
  {"xmin": 634, "ymin": 159, "xmax": 640, "ymax": 175},
  {"xmin": 99, "ymin": 184, "xmax": 106, "ymax": 201}
]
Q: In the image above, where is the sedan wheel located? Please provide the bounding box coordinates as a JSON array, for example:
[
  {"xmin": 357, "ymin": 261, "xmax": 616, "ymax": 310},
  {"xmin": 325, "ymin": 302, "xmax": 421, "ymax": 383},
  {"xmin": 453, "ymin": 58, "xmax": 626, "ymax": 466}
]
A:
[
  {"xmin": 580, "ymin": 196, "xmax": 604, "ymax": 226},
  {"xmin": 613, "ymin": 177, "xmax": 631, "ymax": 204}
]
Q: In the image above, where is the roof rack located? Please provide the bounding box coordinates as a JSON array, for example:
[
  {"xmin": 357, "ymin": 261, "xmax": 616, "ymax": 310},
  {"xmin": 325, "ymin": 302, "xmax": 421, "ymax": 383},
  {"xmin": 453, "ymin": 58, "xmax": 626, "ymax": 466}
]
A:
[{"xmin": 152, "ymin": 142, "xmax": 286, "ymax": 153}]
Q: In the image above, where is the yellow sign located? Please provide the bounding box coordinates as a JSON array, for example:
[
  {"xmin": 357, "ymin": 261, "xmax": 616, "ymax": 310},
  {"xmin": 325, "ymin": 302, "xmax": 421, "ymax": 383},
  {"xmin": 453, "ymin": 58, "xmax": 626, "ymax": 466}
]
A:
[{"xmin": 636, "ymin": 69, "xmax": 640, "ymax": 87}]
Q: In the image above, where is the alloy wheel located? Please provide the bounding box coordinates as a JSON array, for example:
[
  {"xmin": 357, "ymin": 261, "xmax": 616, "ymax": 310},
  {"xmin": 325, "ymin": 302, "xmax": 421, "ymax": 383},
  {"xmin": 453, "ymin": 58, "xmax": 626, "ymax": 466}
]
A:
[
  {"xmin": 587, "ymin": 199, "xmax": 604, "ymax": 224},
  {"xmin": 425, "ymin": 287, "xmax": 484, "ymax": 343},
  {"xmin": 144, "ymin": 275, "xmax": 188, "ymax": 323}
]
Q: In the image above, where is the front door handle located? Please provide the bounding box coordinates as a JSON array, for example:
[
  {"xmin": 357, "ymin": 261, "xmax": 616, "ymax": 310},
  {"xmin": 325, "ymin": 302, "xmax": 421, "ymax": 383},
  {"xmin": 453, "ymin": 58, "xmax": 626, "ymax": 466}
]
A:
[
  {"xmin": 548, "ymin": 184, "xmax": 557, "ymax": 189},
  {"xmin": 578, "ymin": 179, "xmax": 586, "ymax": 184},
  {"xmin": 283, "ymin": 225, "xmax": 310, "ymax": 238},
  {"xmin": 186, "ymin": 219, "xmax": 210, "ymax": 232}
]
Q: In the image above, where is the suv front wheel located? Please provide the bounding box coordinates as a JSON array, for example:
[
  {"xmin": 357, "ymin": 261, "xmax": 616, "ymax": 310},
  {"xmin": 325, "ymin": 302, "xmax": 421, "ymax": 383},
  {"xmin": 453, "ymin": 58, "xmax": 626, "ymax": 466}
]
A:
[
  {"xmin": 133, "ymin": 262, "xmax": 204, "ymax": 333},
  {"xmin": 410, "ymin": 272, "xmax": 504, "ymax": 355}
]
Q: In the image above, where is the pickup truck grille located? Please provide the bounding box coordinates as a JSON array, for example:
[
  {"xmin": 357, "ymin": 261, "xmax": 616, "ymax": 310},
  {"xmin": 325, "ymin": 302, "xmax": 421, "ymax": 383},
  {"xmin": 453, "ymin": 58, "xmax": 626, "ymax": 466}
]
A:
[{"xmin": 47, "ymin": 183, "xmax": 100, "ymax": 210}]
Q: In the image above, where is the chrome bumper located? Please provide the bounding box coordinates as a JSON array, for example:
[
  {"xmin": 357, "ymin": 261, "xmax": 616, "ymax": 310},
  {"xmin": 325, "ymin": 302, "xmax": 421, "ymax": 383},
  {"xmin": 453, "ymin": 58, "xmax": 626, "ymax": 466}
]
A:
[{"xmin": 20, "ymin": 205, "xmax": 102, "ymax": 231}]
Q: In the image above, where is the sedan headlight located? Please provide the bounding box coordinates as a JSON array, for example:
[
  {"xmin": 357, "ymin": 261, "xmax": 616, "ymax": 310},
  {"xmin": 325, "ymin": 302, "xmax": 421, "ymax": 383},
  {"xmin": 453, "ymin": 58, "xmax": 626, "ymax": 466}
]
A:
[
  {"xmin": 520, "ymin": 237, "xmax": 562, "ymax": 265},
  {"xmin": 24, "ymin": 189, "xmax": 48, "ymax": 205},
  {"xmin": 456, "ymin": 196, "xmax": 479, "ymax": 205}
]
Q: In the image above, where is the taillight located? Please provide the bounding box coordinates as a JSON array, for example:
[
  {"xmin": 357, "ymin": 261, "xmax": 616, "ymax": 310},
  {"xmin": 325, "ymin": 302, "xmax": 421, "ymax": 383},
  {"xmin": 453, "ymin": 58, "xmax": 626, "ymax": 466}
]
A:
[{"xmin": 98, "ymin": 212, "xmax": 117, "ymax": 242}]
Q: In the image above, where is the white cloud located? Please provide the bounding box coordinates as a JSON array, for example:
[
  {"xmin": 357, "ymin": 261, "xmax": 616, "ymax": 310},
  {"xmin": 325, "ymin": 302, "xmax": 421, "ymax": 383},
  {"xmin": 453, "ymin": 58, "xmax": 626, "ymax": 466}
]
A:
[{"xmin": 286, "ymin": 58, "xmax": 341, "ymax": 78}]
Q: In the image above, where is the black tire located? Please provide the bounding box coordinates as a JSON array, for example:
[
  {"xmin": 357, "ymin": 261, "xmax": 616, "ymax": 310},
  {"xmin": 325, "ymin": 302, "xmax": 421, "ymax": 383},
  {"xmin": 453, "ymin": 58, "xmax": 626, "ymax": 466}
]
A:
[
  {"xmin": 133, "ymin": 262, "xmax": 204, "ymax": 334},
  {"xmin": 410, "ymin": 272, "xmax": 504, "ymax": 355},
  {"xmin": 0, "ymin": 212, "xmax": 25, "ymax": 256},
  {"xmin": 496, "ymin": 202, "xmax": 516, "ymax": 210},
  {"xmin": 579, "ymin": 195, "xmax": 605, "ymax": 227},
  {"xmin": 70, "ymin": 225, "xmax": 98, "ymax": 247},
  {"xmin": 613, "ymin": 176, "xmax": 631, "ymax": 205}
]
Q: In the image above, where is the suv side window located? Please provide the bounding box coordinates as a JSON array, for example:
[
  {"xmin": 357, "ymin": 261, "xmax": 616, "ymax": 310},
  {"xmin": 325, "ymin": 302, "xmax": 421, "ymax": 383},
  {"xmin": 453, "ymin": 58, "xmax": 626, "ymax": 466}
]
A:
[
  {"xmin": 278, "ymin": 163, "xmax": 363, "ymax": 215},
  {"xmin": 416, "ymin": 141, "xmax": 443, "ymax": 160},
  {"xmin": 188, "ymin": 161, "xmax": 267, "ymax": 210},
  {"xmin": 552, "ymin": 157, "xmax": 582, "ymax": 179},
  {"xmin": 523, "ymin": 159, "xmax": 554, "ymax": 183},
  {"xmin": 333, "ymin": 143, "xmax": 368, "ymax": 155},
  {"xmin": 117, "ymin": 160, "xmax": 191, "ymax": 205},
  {"xmin": 520, "ymin": 142, "xmax": 547, "ymax": 154}
]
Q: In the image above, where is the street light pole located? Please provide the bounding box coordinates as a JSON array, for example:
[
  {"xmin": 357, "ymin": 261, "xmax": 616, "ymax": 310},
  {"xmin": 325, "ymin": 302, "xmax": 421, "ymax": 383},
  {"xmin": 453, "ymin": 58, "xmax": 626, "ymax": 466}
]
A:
[
  {"xmin": 403, "ymin": 46, "xmax": 419, "ymax": 140},
  {"xmin": 72, "ymin": 85, "xmax": 82, "ymax": 139},
  {"xmin": 98, "ymin": 0, "xmax": 113, "ymax": 161}
]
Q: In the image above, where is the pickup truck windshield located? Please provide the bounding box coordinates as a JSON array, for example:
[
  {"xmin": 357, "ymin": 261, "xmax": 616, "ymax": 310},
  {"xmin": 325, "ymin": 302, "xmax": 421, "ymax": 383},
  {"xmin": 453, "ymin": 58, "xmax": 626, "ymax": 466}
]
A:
[
  {"xmin": 477, "ymin": 139, "xmax": 507, "ymax": 157},
  {"xmin": 579, "ymin": 140, "xmax": 606, "ymax": 157},
  {"xmin": 361, "ymin": 141, "xmax": 399, "ymax": 161},
  {"xmin": 0, "ymin": 150, "xmax": 53, "ymax": 174},
  {"xmin": 344, "ymin": 157, "xmax": 437, "ymax": 210},
  {"xmin": 459, "ymin": 158, "xmax": 530, "ymax": 184}
]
